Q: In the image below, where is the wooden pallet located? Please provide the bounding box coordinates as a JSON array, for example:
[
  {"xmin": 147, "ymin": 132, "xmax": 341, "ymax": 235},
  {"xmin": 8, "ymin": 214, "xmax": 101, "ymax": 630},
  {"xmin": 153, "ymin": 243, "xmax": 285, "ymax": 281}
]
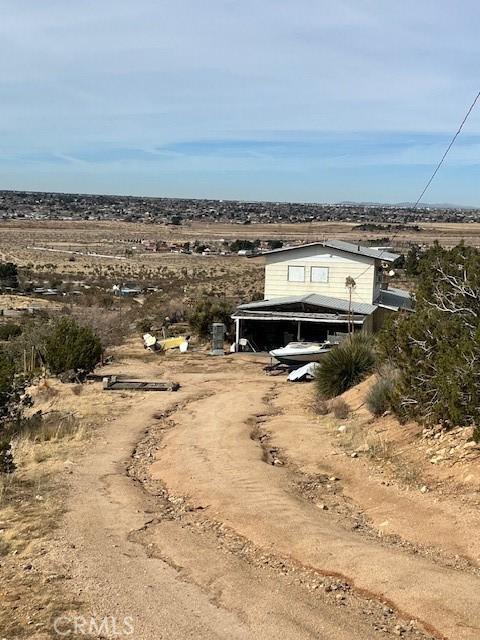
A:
[{"xmin": 102, "ymin": 376, "xmax": 180, "ymax": 392}]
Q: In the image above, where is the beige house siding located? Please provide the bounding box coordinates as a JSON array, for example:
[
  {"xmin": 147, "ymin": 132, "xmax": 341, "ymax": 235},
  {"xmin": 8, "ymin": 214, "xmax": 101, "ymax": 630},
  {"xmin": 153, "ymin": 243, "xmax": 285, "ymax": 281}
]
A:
[{"xmin": 264, "ymin": 246, "xmax": 377, "ymax": 304}]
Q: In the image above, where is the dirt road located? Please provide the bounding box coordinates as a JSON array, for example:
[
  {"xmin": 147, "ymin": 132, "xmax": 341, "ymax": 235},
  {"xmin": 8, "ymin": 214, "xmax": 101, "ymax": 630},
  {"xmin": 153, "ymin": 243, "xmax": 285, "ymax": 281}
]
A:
[{"xmin": 50, "ymin": 353, "xmax": 480, "ymax": 640}]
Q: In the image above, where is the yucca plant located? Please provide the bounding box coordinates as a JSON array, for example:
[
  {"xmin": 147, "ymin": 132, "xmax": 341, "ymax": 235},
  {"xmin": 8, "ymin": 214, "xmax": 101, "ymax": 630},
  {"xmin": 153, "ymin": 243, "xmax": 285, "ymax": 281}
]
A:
[{"xmin": 315, "ymin": 333, "xmax": 376, "ymax": 399}]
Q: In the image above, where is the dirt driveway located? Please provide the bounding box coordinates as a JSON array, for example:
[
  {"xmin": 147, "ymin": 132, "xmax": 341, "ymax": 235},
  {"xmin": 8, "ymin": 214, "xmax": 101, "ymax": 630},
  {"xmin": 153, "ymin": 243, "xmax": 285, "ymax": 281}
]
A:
[{"xmin": 48, "ymin": 352, "xmax": 480, "ymax": 640}]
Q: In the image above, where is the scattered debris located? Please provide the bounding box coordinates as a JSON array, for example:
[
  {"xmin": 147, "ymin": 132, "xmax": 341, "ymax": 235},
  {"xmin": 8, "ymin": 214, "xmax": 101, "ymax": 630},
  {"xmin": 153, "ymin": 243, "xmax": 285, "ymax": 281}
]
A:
[
  {"xmin": 143, "ymin": 333, "xmax": 190, "ymax": 352},
  {"xmin": 102, "ymin": 376, "xmax": 180, "ymax": 392},
  {"xmin": 143, "ymin": 333, "xmax": 157, "ymax": 350},
  {"xmin": 158, "ymin": 335, "xmax": 190, "ymax": 351},
  {"xmin": 287, "ymin": 362, "xmax": 318, "ymax": 382},
  {"xmin": 58, "ymin": 369, "xmax": 87, "ymax": 383}
]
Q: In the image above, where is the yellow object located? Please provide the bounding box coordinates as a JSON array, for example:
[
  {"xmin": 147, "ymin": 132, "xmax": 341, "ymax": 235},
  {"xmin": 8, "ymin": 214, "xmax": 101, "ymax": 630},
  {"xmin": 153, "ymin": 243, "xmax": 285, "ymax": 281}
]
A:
[{"xmin": 158, "ymin": 336, "xmax": 188, "ymax": 351}]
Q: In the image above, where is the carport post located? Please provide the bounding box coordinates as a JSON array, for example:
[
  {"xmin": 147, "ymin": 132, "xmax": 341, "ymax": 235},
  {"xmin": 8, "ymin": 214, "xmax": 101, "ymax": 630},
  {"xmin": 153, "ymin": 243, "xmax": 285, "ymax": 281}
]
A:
[
  {"xmin": 235, "ymin": 317, "xmax": 240, "ymax": 347},
  {"xmin": 297, "ymin": 321, "xmax": 301, "ymax": 340}
]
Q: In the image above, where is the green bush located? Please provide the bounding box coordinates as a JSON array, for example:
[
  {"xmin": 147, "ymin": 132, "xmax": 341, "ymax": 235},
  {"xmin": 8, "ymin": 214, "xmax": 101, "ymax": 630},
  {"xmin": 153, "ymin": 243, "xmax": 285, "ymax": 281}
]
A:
[
  {"xmin": 44, "ymin": 317, "xmax": 102, "ymax": 375},
  {"xmin": 378, "ymin": 243, "xmax": 480, "ymax": 427},
  {"xmin": 366, "ymin": 366, "xmax": 399, "ymax": 416},
  {"xmin": 0, "ymin": 349, "xmax": 21, "ymax": 473},
  {"xmin": 0, "ymin": 439, "xmax": 15, "ymax": 473},
  {"xmin": 188, "ymin": 297, "xmax": 233, "ymax": 339},
  {"xmin": 0, "ymin": 349, "xmax": 15, "ymax": 417},
  {"xmin": 0, "ymin": 262, "xmax": 18, "ymax": 289},
  {"xmin": 0, "ymin": 323, "xmax": 22, "ymax": 341},
  {"xmin": 315, "ymin": 333, "xmax": 376, "ymax": 399}
]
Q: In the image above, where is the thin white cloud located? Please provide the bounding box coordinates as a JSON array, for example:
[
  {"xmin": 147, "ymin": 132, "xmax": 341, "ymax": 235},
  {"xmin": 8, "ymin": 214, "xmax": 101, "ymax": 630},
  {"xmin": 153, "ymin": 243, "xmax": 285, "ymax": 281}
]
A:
[{"xmin": 0, "ymin": 0, "xmax": 479, "ymax": 200}]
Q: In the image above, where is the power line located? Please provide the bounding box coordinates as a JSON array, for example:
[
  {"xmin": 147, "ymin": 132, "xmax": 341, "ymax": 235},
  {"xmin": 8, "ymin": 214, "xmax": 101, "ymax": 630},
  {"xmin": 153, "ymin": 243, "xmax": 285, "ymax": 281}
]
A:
[
  {"xmin": 352, "ymin": 88, "xmax": 480, "ymax": 281},
  {"xmin": 412, "ymin": 89, "xmax": 480, "ymax": 209}
]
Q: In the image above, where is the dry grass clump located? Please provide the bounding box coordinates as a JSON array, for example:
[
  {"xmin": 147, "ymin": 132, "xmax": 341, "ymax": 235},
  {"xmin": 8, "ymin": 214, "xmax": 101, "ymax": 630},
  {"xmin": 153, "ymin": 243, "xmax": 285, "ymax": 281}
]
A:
[
  {"xmin": 19, "ymin": 412, "xmax": 83, "ymax": 443},
  {"xmin": 11, "ymin": 412, "xmax": 86, "ymax": 468},
  {"xmin": 0, "ymin": 473, "xmax": 25, "ymax": 506},
  {"xmin": 366, "ymin": 365, "xmax": 399, "ymax": 416},
  {"xmin": 36, "ymin": 378, "xmax": 59, "ymax": 399},
  {"xmin": 330, "ymin": 398, "xmax": 350, "ymax": 420},
  {"xmin": 336, "ymin": 422, "xmax": 422, "ymax": 487},
  {"xmin": 0, "ymin": 411, "xmax": 84, "ymax": 568},
  {"xmin": 0, "ymin": 536, "xmax": 10, "ymax": 555},
  {"xmin": 0, "ymin": 471, "xmax": 62, "ymax": 564},
  {"xmin": 311, "ymin": 396, "xmax": 329, "ymax": 415}
]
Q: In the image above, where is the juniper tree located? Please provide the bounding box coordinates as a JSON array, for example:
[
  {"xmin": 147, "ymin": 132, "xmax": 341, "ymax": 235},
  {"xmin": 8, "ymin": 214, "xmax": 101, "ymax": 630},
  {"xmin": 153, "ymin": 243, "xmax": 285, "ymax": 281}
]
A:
[
  {"xmin": 188, "ymin": 298, "xmax": 233, "ymax": 338},
  {"xmin": 44, "ymin": 317, "xmax": 102, "ymax": 375},
  {"xmin": 380, "ymin": 242, "xmax": 480, "ymax": 428}
]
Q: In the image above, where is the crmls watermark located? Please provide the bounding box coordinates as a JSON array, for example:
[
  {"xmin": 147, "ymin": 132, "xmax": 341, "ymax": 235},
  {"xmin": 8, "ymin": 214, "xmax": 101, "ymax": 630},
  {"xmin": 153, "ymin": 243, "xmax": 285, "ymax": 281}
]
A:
[{"xmin": 53, "ymin": 615, "xmax": 134, "ymax": 637}]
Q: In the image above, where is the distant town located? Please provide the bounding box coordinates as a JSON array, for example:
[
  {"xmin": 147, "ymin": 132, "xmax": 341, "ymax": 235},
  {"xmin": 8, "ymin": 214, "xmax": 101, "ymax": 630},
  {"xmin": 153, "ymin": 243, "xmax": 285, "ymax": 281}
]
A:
[{"xmin": 1, "ymin": 189, "xmax": 479, "ymax": 225}]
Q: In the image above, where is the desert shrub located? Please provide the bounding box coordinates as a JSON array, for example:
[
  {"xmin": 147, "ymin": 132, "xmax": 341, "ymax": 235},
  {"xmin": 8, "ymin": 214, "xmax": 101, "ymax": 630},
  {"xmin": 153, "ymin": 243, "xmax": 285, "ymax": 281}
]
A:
[
  {"xmin": 137, "ymin": 318, "xmax": 153, "ymax": 334},
  {"xmin": 0, "ymin": 350, "xmax": 16, "ymax": 417},
  {"xmin": 315, "ymin": 333, "xmax": 376, "ymax": 399},
  {"xmin": 0, "ymin": 262, "xmax": 18, "ymax": 289},
  {"xmin": 70, "ymin": 306, "xmax": 131, "ymax": 349},
  {"xmin": 312, "ymin": 397, "xmax": 329, "ymax": 415},
  {"xmin": 0, "ymin": 349, "xmax": 21, "ymax": 473},
  {"xmin": 164, "ymin": 300, "xmax": 185, "ymax": 324},
  {"xmin": 229, "ymin": 239, "xmax": 259, "ymax": 253},
  {"xmin": 0, "ymin": 439, "xmax": 15, "ymax": 473},
  {"xmin": 0, "ymin": 323, "xmax": 22, "ymax": 341},
  {"xmin": 366, "ymin": 366, "xmax": 399, "ymax": 416},
  {"xmin": 267, "ymin": 239, "xmax": 283, "ymax": 250},
  {"xmin": 44, "ymin": 317, "xmax": 102, "ymax": 375},
  {"xmin": 188, "ymin": 297, "xmax": 233, "ymax": 338},
  {"xmin": 5, "ymin": 319, "xmax": 52, "ymax": 372},
  {"xmin": 331, "ymin": 398, "xmax": 350, "ymax": 419},
  {"xmin": 379, "ymin": 243, "xmax": 480, "ymax": 427}
]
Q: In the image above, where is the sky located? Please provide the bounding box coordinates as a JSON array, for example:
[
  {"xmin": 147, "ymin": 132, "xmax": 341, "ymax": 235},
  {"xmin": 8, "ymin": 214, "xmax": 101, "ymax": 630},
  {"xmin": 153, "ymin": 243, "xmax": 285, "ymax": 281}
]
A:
[{"xmin": 1, "ymin": 0, "xmax": 480, "ymax": 205}]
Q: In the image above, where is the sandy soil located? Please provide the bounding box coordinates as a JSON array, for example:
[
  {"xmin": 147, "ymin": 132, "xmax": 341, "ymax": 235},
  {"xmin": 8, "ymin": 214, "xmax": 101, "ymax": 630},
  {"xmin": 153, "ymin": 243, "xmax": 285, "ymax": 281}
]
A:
[{"xmin": 27, "ymin": 345, "xmax": 478, "ymax": 640}]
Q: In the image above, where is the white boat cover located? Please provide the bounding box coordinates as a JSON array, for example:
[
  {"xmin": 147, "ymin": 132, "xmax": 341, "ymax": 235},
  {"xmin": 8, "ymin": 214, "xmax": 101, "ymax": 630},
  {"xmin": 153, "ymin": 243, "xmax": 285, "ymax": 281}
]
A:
[{"xmin": 287, "ymin": 362, "xmax": 319, "ymax": 382}]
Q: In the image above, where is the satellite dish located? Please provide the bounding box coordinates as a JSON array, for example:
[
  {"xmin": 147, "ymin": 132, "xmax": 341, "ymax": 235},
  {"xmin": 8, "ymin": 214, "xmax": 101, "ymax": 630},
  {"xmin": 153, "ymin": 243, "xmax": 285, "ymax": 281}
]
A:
[{"xmin": 388, "ymin": 269, "xmax": 395, "ymax": 277}]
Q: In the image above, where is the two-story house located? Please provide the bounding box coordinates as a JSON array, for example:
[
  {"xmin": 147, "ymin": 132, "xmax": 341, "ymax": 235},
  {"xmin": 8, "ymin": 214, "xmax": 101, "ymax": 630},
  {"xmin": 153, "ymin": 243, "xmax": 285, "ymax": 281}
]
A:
[{"xmin": 232, "ymin": 240, "xmax": 412, "ymax": 350}]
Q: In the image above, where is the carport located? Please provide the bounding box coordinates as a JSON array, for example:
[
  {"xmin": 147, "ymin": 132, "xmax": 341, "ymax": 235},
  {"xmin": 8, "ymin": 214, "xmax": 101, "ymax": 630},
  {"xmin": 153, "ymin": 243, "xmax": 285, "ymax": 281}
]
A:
[{"xmin": 232, "ymin": 294, "xmax": 376, "ymax": 351}]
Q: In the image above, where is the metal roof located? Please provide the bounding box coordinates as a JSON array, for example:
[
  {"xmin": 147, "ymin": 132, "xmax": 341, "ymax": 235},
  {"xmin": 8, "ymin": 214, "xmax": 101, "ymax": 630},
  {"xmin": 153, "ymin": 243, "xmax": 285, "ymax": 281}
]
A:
[
  {"xmin": 237, "ymin": 293, "xmax": 377, "ymax": 316},
  {"xmin": 376, "ymin": 287, "xmax": 413, "ymax": 311},
  {"xmin": 259, "ymin": 239, "xmax": 400, "ymax": 263},
  {"xmin": 232, "ymin": 309, "xmax": 366, "ymax": 324}
]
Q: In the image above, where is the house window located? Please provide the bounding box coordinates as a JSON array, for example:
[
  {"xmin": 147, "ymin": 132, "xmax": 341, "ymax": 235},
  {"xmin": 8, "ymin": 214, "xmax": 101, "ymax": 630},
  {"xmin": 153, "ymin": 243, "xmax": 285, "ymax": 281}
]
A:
[
  {"xmin": 287, "ymin": 265, "xmax": 305, "ymax": 282},
  {"xmin": 310, "ymin": 266, "xmax": 329, "ymax": 283}
]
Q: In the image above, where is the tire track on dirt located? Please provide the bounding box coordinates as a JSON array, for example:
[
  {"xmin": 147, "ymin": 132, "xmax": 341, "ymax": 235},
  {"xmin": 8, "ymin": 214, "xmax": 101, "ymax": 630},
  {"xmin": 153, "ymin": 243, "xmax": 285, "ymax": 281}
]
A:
[
  {"xmin": 251, "ymin": 390, "xmax": 480, "ymax": 577},
  {"xmin": 128, "ymin": 384, "xmax": 435, "ymax": 639},
  {"xmin": 148, "ymin": 380, "xmax": 480, "ymax": 640}
]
